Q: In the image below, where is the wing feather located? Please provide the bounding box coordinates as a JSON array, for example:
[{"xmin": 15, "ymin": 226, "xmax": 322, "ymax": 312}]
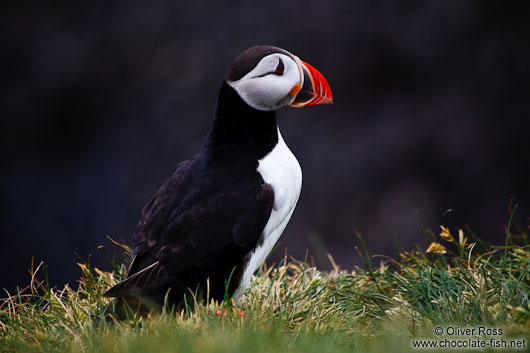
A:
[{"xmin": 103, "ymin": 261, "xmax": 166, "ymax": 298}]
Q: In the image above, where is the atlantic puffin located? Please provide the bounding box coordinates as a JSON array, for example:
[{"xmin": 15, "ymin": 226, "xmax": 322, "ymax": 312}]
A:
[{"xmin": 103, "ymin": 45, "xmax": 333, "ymax": 315}]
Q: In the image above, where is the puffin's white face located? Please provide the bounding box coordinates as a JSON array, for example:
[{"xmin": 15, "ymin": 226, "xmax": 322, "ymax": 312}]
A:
[{"xmin": 227, "ymin": 53, "xmax": 303, "ymax": 111}]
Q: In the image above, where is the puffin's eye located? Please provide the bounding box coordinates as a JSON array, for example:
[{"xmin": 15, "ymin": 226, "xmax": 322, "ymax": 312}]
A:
[{"xmin": 273, "ymin": 58, "xmax": 284, "ymax": 75}]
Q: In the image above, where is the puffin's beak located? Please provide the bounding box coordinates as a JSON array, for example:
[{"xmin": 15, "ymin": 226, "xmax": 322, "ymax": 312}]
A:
[{"xmin": 290, "ymin": 57, "xmax": 333, "ymax": 107}]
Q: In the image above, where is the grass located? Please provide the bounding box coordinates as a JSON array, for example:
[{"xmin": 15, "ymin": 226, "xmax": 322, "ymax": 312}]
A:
[{"xmin": 1, "ymin": 214, "xmax": 529, "ymax": 352}]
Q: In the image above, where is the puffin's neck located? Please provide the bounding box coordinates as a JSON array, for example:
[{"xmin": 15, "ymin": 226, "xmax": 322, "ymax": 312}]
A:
[{"xmin": 202, "ymin": 81, "xmax": 279, "ymax": 166}]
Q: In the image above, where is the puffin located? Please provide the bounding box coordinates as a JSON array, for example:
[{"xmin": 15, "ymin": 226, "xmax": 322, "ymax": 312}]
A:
[{"xmin": 103, "ymin": 45, "xmax": 332, "ymax": 316}]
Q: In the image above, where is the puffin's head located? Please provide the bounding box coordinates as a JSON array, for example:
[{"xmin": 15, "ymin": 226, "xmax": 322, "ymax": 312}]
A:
[{"xmin": 225, "ymin": 45, "xmax": 333, "ymax": 111}]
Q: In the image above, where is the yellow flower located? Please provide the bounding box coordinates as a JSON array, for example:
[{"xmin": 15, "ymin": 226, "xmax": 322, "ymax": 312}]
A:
[
  {"xmin": 439, "ymin": 226, "xmax": 455, "ymax": 242},
  {"xmin": 426, "ymin": 242, "xmax": 447, "ymax": 255}
]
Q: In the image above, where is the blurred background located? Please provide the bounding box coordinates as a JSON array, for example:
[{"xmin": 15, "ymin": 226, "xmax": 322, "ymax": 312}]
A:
[{"xmin": 2, "ymin": 1, "xmax": 529, "ymax": 292}]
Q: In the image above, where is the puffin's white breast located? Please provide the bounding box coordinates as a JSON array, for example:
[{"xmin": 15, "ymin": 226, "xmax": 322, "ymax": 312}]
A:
[{"xmin": 233, "ymin": 128, "xmax": 302, "ymax": 303}]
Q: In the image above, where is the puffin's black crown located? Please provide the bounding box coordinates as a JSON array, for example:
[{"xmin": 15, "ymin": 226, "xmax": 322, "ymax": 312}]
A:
[{"xmin": 225, "ymin": 45, "xmax": 294, "ymax": 82}]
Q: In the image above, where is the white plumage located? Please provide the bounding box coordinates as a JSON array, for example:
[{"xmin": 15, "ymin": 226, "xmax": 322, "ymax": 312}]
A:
[{"xmin": 233, "ymin": 128, "xmax": 302, "ymax": 302}]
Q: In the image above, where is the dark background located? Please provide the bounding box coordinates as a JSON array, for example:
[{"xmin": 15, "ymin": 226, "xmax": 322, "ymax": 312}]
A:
[{"xmin": 2, "ymin": 1, "xmax": 529, "ymax": 292}]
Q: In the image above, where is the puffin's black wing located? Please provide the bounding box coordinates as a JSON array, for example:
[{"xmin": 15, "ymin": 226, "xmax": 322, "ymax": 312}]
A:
[{"xmin": 104, "ymin": 157, "xmax": 274, "ymax": 300}]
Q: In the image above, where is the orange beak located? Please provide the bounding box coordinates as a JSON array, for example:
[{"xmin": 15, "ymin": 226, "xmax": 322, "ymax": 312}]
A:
[{"xmin": 290, "ymin": 58, "xmax": 333, "ymax": 107}]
